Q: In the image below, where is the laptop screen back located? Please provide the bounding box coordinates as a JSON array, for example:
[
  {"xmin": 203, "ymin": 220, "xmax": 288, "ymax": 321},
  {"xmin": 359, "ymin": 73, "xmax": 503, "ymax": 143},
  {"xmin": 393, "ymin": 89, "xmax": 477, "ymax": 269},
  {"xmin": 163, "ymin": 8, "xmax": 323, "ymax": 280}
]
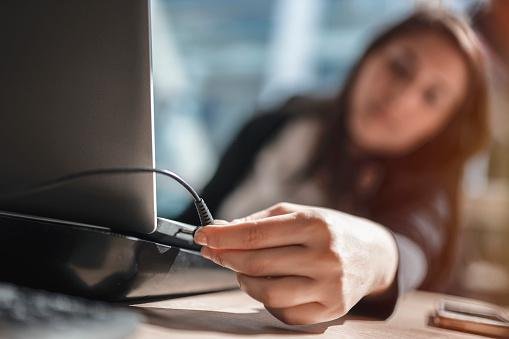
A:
[{"xmin": 0, "ymin": 0, "xmax": 156, "ymax": 233}]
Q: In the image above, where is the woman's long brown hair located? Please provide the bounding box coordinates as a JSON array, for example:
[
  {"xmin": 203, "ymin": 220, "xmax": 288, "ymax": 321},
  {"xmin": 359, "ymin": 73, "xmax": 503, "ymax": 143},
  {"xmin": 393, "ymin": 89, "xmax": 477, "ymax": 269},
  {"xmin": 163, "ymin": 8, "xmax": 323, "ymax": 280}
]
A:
[{"xmin": 306, "ymin": 9, "xmax": 489, "ymax": 290}]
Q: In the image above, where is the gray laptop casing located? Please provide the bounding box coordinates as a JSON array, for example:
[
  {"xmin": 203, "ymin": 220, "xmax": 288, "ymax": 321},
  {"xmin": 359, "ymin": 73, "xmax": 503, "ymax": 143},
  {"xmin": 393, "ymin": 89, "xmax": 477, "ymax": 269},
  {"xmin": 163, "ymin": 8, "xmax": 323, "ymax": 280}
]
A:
[{"xmin": 0, "ymin": 0, "xmax": 157, "ymax": 233}]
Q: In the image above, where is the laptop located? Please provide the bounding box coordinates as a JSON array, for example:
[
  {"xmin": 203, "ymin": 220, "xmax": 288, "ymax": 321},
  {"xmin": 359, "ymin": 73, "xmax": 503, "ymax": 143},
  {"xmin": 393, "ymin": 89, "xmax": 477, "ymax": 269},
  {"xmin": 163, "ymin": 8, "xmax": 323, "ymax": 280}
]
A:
[
  {"xmin": 0, "ymin": 0, "xmax": 236, "ymax": 301},
  {"xmin": 0, "ymin": 0, "xmax": 167, "ymax": 235}
]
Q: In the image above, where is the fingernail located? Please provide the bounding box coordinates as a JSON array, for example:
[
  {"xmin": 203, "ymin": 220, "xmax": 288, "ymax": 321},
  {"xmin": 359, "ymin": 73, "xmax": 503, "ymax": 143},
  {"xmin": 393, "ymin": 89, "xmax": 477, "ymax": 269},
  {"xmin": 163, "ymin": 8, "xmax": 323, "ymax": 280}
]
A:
[
  {"xmin": 212, "ymin": 219, "xmax": 228, "ymax": 225},
  {"xmin": 194, "ymin": 229, "xmax": 208, "ymax": 245}
]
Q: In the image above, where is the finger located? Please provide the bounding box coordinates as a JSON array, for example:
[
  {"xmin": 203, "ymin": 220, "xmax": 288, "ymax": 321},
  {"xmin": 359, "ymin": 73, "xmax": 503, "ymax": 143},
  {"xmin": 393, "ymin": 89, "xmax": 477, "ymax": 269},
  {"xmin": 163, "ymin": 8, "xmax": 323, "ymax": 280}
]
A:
[
  {"xmin": 195, "ymin": 212, "xmax": 318, "ymax": 249},
  {"xmin": 267, "ymin": 302, "xmax": 334, "ymax": 325},
  {"xmin": 237, "ymin": 274, "xmax": 319, "ymax": 308},
  {"xmin": 234, "ymin": 202, "xmax": 300, "ymax": 222},
  {"xmin": 202, "ymin": 245, "xmax": 322, "ymax": 278}
]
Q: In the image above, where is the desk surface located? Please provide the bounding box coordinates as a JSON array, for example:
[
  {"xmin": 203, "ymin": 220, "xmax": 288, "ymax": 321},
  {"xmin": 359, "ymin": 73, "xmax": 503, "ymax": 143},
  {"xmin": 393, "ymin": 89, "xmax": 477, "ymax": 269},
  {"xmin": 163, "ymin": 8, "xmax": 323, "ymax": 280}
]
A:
[{"xmin": 131, "ymin": 289, "xmax": 498, "ymax": 338}]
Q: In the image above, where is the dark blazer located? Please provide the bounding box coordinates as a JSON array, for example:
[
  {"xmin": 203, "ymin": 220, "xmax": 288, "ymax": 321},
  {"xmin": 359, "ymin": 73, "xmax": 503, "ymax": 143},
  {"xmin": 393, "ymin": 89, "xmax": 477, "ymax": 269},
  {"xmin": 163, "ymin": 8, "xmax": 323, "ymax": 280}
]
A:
[{"xmin": 176, "ymin": 97, "xmax": 458, "ymax": 319}]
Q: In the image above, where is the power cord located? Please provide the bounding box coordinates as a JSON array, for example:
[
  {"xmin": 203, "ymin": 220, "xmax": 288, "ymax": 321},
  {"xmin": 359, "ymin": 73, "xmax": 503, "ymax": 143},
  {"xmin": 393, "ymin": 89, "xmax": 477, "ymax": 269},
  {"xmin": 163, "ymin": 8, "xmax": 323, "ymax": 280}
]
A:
[{"xmin": 0, "ymin": 167, "xmax": 214, "ymax": 227}]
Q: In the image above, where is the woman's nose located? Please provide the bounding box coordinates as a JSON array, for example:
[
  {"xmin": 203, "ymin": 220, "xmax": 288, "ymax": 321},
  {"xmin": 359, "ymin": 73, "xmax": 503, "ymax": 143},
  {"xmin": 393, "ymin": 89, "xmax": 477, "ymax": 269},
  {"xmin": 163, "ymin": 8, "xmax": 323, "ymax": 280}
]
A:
[
  {"xmin": 380, "ymin": 78, "xmax": 410, "ymax": 107},
  {"xmin": 394, "ymin": 90, "xmax": 423, "ymax": 122},
  {"xmin": 381, "ymin": 82, "xmax": 421, "ymax": 121}
]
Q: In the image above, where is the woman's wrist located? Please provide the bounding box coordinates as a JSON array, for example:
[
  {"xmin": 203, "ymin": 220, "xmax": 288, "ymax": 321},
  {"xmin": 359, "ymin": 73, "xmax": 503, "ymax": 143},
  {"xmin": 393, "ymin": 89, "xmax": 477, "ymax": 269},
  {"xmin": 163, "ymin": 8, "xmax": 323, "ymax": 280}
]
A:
[
  {"xmin": 340, "ymin": 212, "xmax": 399, "ymax": 297},
  {"xmin": 325, "ymin": 209, "xmax": 399, "ymax": 304},
  {"xmin": 366, "ymin": 221, "xmax": 399, "ymax": 296}
]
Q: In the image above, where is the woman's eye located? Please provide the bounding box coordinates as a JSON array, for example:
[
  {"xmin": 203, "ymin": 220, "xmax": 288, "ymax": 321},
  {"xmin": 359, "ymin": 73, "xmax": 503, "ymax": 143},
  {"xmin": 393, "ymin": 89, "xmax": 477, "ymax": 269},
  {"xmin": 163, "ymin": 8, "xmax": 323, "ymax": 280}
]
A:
[
  {"xmin": 388, "ymin": 57, "xmax": 410, "ymax": 78},
  {"xmin": 423, "ymin": 88, "xmax": 439, "ymax": 106}
]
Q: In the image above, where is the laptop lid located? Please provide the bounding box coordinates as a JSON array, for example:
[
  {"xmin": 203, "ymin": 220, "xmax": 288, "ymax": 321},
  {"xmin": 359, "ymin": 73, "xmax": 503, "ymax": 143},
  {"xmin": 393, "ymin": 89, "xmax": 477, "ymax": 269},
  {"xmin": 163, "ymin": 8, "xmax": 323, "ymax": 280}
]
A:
[{"xmin": 0, "ymin": 0, "xmax": 157, "ymax": 233}]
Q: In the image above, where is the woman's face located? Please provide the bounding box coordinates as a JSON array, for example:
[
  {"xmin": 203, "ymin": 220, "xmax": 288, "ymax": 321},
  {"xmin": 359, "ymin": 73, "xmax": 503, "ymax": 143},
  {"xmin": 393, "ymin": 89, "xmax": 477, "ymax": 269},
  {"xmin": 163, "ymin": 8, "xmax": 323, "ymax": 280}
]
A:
[{"xmin": 349, "ymin": 30, "xmax": 468, "ymax": 156}]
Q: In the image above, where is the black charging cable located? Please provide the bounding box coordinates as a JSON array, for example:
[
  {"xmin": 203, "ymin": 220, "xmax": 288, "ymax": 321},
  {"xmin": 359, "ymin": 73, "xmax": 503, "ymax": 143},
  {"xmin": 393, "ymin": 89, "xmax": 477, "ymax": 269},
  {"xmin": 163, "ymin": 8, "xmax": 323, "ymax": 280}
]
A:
[{"xmin": 0, "ymin": 167, "xmax": 214, "ymax": 227}]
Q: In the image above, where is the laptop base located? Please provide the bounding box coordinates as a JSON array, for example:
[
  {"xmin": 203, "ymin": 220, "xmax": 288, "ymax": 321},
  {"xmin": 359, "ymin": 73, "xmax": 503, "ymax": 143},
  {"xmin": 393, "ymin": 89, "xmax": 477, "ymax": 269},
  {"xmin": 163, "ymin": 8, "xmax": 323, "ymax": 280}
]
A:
[{"xmin": 0, "ymin": 212, "xmax": 235, "ymax": 303}]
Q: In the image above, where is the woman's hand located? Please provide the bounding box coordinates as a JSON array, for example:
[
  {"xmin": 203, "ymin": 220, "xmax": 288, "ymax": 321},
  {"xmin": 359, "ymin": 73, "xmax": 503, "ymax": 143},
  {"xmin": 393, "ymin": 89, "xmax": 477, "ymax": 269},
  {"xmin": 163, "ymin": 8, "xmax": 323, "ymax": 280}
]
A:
[{"xmin": 193, "ymin": 202, "xmax": 398, "ymax": 325}]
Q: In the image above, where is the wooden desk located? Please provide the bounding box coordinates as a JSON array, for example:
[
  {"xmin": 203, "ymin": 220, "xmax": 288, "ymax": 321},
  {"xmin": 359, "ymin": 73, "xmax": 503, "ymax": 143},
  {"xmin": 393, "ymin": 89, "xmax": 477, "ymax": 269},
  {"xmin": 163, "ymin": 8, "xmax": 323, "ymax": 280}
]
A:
[{"xmin": 132, "ymin": 289, "xmax": 492, "ymax": 338}]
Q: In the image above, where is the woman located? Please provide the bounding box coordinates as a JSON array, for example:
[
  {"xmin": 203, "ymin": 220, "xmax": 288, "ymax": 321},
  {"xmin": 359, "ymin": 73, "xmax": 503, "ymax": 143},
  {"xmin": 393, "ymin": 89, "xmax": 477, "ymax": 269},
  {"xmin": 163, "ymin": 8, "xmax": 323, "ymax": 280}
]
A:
[{"xmin": 178, "ymin": 9, "xmax": 489, "ymax": 325}]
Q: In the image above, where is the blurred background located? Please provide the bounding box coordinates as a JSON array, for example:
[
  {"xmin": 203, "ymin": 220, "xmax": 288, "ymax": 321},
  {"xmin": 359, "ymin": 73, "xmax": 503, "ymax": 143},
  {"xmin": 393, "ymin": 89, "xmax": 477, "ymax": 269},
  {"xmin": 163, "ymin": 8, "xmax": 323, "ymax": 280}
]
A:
[{"xmin": 150, "ymin": 0, "xmax": 508, "ymax": 305}]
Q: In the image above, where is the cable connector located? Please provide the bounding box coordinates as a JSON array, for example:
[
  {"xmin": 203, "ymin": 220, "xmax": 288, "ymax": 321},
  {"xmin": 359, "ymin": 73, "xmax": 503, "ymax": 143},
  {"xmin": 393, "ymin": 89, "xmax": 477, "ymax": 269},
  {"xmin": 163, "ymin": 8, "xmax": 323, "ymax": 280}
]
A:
[{"xmin": 193, "ymin": 198, "xmax": 213, "ymax": 227}]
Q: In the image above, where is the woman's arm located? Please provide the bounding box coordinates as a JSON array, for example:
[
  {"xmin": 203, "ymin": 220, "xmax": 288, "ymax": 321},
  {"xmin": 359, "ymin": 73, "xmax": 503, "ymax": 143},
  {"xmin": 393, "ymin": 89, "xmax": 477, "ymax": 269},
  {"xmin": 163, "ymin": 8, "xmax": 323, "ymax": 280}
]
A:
[
  {"xmin": 191, "ymin": 178, "xmax": 457, "ymax": 324},
  {"xmin": 350, "ymin": 175, "xmax": 458, "ymax": 318},
  {"xmin": 373, "ymin": 174, "xmax": 459, "ymax": 292}
]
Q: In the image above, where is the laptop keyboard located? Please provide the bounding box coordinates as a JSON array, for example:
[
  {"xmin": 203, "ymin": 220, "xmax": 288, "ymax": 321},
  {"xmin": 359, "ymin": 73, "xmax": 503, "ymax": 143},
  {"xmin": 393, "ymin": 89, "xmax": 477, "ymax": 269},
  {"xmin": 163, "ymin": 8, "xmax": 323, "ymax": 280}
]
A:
[{"xmin": 0, "ymin": 282, "xmax": 141, "ymax": 339}]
